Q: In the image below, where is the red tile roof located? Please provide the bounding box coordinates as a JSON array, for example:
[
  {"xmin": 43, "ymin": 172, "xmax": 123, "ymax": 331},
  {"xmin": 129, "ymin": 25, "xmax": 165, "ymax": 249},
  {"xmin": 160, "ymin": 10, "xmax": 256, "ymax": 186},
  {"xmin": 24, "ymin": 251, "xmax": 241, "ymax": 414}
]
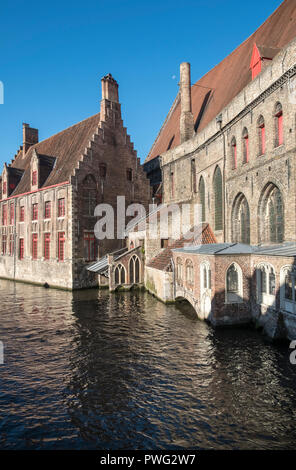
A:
[
  {"xmin": 146, "ymin": 0, "xmax": 296, "ymax": 162},
  {"xmin": 9, "ymin": 113, "xmax": 101, "ymax": 195},
  {"xmin": 147, "ymin": 223, "xmax": 217, "ymax": 271}
]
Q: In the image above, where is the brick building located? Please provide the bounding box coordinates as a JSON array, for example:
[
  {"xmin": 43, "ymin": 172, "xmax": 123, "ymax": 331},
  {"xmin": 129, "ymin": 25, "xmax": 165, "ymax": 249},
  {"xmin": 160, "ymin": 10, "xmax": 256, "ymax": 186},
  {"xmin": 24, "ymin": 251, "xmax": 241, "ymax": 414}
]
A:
[
  {"xmin": 139, "ymin": 0, "xmax": 296, "ymax": 339},
  {"xmin": 0, "ymin": 74, "xmax": 150, "ymax": 289}
]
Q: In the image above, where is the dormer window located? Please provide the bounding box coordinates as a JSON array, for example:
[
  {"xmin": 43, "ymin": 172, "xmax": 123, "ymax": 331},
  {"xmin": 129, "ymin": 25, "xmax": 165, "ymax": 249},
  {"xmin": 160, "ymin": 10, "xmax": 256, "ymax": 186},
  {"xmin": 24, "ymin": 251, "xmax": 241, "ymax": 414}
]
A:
[{"xmin": 250, "ymin": 43, "xmax": 280, "ymax": 80}]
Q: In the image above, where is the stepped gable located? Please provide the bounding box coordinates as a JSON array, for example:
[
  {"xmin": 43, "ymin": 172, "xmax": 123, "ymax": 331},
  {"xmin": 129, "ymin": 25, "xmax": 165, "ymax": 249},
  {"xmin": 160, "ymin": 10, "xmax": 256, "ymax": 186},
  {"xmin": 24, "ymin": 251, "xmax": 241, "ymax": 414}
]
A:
[
  {"xmin": 10, "ymin": 113, "xmax": 101, "ymax": 196},
  {"xmin": 147, "ymin": 223, "xmax": 217, "ymax": 272},
  {"xmin": 146, "ymin": 0, "xmax": 296, "ymax": 162}
]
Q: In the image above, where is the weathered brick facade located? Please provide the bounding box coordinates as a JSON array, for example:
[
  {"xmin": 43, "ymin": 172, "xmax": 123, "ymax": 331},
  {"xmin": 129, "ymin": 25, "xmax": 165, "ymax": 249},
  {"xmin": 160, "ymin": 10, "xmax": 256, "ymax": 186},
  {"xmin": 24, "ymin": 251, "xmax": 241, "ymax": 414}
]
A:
[{"xmin": 0, "ymin": 74, "xmax": 151, "ymax": 289}]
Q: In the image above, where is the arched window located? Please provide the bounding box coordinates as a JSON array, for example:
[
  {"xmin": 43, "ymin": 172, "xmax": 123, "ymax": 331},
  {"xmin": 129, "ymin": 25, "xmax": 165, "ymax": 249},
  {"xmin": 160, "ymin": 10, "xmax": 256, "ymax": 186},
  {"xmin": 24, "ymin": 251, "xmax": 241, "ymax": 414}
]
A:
[
  {"xmin": 258, "ymin": 115, "xmax": 265, "ymax": 156},
  {"xmin": 226, "ymin": 263, "xmax": 242, "ymax": 303},
  {"xmin": 176, "ymin": 257, "xmax": 183, "ymax": 284},
  {"xmin": 114, "ymin": 264, "xmax": 126, "ymax": 285},
  {"xmin": 198, "ymin": 176, "xmax": 206, "ymax": 222},
  {"xmin": 242, "ymin": 127, "xmax": 249, "ymax": 163},
  {"xmin": 129, "ymin": 255, "xmax": 140, "ymax": 284},
  {"xmin": 185, "ymin": 259, "xmax": 194, "ymax": 287},
  {"xmin": 231, "ymin": 137, "xmax": 237, "ymax": 169},
  {"xmin": 274, "ymin": 102, "xmax": 283, "ymax": 147},
  {"xmin": 259, "ymin": 183, "xmax": 284, "ymax": 243},
  {"xmin": 231, "ymin": 193, "xmax": 250, "ymax": 244},
  {"xmin": 200, "ymin": 262, "xmax": 211, "ymax": 291},
  {"xmin": 82, "ymin": 174, "xmax": 97, "ymax": 216},
  {"xmin": 213, "ymin": 166, "xmax": 222, "ymax": 231},
  {"xmin": 256, "ymin": 264, "xmax": 276, "ymax": 306},
  {"xmin": 280, "ymin": 266, "xmax": 296, "ymax": 314}
]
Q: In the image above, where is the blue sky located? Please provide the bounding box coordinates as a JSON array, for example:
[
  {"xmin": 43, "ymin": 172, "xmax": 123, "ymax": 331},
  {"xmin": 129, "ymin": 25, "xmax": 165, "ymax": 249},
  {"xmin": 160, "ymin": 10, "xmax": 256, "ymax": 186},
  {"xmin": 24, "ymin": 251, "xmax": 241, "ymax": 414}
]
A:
[{"xmin": 0, "ymin": 0, "xmax": 282, "ymax": 166}]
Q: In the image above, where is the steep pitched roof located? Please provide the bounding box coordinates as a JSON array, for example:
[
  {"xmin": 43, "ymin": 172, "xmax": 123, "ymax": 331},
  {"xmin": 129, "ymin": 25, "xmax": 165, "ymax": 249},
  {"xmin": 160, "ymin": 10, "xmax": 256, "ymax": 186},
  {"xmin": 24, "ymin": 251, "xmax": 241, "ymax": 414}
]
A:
[
  {"xmin": 146, "ymin": 0, "xmax": 296, "ymax": 162},
  {"xmin": 147, "ymin": 223, "xmax": 217, "ymax": 271},
  {"xmin": 9, "ymin": 113, "xmax": 100, "ymax": 196}
]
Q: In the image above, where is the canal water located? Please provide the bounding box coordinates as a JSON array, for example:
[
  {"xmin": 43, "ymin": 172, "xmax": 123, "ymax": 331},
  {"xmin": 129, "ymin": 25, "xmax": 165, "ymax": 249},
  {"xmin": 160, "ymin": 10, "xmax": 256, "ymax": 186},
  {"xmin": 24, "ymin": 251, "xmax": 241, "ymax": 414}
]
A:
[{"xmin": 0, "ymin": 279, "xmax": 296, "ymax": 450}]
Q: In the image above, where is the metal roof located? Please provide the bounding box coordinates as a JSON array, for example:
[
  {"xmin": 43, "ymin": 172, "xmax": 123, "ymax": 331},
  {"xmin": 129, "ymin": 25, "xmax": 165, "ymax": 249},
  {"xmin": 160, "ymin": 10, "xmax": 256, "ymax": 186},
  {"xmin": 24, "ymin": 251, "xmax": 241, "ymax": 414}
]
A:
[{"xmin": 173, "ymin": 242, "xmax": 296, "ymax": 257}]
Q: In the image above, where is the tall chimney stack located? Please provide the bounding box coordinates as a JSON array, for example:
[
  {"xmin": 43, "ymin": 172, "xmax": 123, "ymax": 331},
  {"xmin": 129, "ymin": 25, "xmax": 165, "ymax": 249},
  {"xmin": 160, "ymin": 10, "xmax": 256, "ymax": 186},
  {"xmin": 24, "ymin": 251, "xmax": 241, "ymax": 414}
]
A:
[
  {"xmin": 23, "ymin": 123, "xmax": 38, "ymax": 156},
  {"xmin": 179, "ymin": 62, "xmax": 194, "ymax": 143},
  {"xmin": 101, "ymin": 73, "xmax": 119, "ymax": 103}
]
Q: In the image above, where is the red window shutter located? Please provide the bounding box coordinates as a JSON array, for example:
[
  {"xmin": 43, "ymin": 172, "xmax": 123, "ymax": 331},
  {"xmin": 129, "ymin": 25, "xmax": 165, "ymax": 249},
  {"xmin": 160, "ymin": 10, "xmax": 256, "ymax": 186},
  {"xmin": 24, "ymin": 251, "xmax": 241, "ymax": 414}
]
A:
[
  {"xmin": 84, "ymin": 232, "xmax": 95, "ymax": 261},
  {"xmin": 278, "ymin": 113, "xmax": 283, "ymax": 146},
  {"xmin": 44, "ymin": 233, "xmax": 50, "ymax": 260},
  {"xmin": 32, "ymin": 234, "xmax": 38, "ymax": 259},
  {"xmin": 58, "ymin": 232, "xmax": 65, "ymax": 261},
  {"xmin": 19, "ymin": 238, "xmax": 24, "ymax": 259},
  {"xmin": 32, "ymin": 204, "xmax": 38, "ymax": 220}
]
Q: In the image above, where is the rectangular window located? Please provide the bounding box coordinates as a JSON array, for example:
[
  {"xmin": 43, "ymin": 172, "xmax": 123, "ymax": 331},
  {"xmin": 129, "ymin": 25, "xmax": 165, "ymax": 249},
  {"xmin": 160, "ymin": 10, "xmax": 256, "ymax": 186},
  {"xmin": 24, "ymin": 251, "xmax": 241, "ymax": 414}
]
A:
[
  {"xmin": 20, "ymin": 206, "xmax": 25, "ymax": 222},
  {"xmin": 44, "ymin": 201, "xmax": 51, "ymax": 219},
  {"xmin": 58, "ymin": 232, "xmax": 65, "ymax": 262},
  {"xmin": 19, "ymin": 238, "xmax": 24, "ymax": 260},
  {"xmin": 2, "ymin": 235, "xmax": 7, "ymax": 255},
  {"xmin": 10, "ymin": 204, "xmax": 14, "ymax": 225},
  {"xmin": 32, "ymin": 233, "xmax": 38, "ymax": 260},
  {"xmin": 32, "ymin": 171, "xmax": 37, "ymax": 186},
  {"xmin": 58, "ymin": 198, "xmax": 65, "ymax": 217},
  {"xmin": 32, "ymin": 204, "xmax": 38, "ymax": 221},
  {"xmin": 161, "ymin": 238, "xmax": 168, "ymax": 249},
  {"xmin": 233, "ymin": 144, "xmax": 237, "ymax": 169},
  {"xmin": 44, "ymin": 233, "xmax": 50, "ymax": 260},
  {"xmin": 84, "ymin": 232, "xmax": 95, "ymax": 261},
  {"xmin": 9, "ymin": 234, "xmax": 14, "ymax": 256},
  {"xmin": 2, "ymin": 205, "xmax": 7, "ymax": 226},
  {"xmin": 3, "ymin": 182, "xmax": 6, "ymax": 195}
]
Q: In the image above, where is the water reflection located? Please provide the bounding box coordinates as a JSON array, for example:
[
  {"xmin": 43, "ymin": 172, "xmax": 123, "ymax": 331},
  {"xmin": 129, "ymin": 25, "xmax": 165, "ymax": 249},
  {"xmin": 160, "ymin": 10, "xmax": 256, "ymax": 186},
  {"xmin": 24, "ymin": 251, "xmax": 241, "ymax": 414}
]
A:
[{"xmin": 0, "ymin": 279, "xmax": 296, "ymax": 449}]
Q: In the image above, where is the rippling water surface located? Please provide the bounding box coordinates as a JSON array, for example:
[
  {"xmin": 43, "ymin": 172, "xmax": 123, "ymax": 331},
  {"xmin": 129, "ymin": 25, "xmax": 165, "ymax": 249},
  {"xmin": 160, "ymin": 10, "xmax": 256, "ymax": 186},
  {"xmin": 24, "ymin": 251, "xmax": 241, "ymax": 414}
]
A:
[{"xmin": 0, "ymin": 279, "xmax": 296, "ymax": 449}]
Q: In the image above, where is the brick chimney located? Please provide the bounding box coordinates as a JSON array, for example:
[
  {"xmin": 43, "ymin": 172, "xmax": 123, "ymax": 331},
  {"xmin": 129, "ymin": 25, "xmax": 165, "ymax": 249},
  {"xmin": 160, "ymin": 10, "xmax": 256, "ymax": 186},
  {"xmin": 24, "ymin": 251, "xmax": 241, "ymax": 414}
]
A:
[
  {"xmin": 101, "ymin": 73, "xmax": 119, "ymax": 103},
  {"xmin": 100, "ymin": 73, "xmax": 121, "ymax": 124},
  {"xmin": 179, "ymin": 62, "xmax": 194, "ymax": 143},
  {"xmin": 23, "ymin": 123, "xmax": 38, "ymax": 156}
]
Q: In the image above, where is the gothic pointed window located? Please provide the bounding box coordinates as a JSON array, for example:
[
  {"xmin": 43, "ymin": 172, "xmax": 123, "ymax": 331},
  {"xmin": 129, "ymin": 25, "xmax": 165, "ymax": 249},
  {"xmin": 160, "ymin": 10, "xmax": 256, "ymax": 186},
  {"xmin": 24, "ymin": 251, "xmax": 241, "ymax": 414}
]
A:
[
  {"xmin": 213, "ymin": 166, "xmax": 222, "ymax": 231},
  {"xmin": 258, "ymin": 115, "xmax": 265, "ymax": 155},
  {"xmin": 242, "ymin": 127, "xmax": 249, "ymax": 163},
  {"xmin": 226, "ymin": 263, "xmax": 242, "ymax": 303},
  {"xmin": 114, "ymin": 264, "xmax": 126, "ymax": 285},
  {"xmin": 259, "ymin": 184, "xmax": 284, "ymax": 243},
  {"xmin": 274, "ymin": 102, "xmax": 283, "ymax": 147},
  {"xmin": 129, "ymin": 255, "xmax": 140, "ymax": 284},
  {"xmin": 231, "ymin": 137, "xmax": 237, "ymax": 169},
  {"xmin": 231, "ymin": 193, "xmax": 250, "ymax": 244},
  {"xmin": 191, "ymin": 159, "xmax": 197, "ymax": 193}
]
